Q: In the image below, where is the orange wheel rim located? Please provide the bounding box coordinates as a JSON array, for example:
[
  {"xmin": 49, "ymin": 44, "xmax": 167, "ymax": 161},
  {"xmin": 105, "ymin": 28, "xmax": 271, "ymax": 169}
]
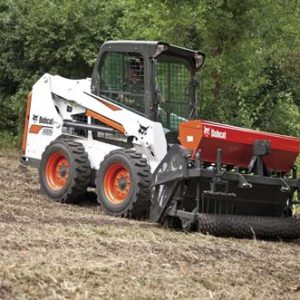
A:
[
  {"xmin": 103, "ymin": 163, "xmax": 131, "ymax": 204},
  {"xmin": 46, "ymin": 151, "xmax": 70, "ymax": 190}
]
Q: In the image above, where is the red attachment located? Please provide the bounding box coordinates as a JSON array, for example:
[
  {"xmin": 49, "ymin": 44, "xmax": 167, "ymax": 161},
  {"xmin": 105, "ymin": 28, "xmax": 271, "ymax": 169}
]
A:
[{"xmin": 179, "ymin": 120, "xmax": 300, "ymax": 172}]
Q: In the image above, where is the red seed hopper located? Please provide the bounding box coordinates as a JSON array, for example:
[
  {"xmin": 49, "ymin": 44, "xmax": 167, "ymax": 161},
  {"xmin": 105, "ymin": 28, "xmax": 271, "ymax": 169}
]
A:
[{"xmin": 179, "ymin": 120, "xmax": 300, "ymax": 173}]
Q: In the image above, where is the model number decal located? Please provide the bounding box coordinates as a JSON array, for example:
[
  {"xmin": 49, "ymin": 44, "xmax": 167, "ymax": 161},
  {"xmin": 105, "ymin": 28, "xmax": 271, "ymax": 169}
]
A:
[
  {"xmin": 187, "ymin": 135, "xmax": 194, "ymax": 142},
  {"xmin": 42, "ymin": 128, "xmax": 53, "ymax": 136}
]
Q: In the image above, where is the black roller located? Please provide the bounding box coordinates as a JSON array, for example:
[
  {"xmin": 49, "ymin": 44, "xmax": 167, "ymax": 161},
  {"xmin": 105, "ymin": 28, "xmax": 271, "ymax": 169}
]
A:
[{"xmin": 197, "ymin": 213, "xmax": 300, "ymax": 240}]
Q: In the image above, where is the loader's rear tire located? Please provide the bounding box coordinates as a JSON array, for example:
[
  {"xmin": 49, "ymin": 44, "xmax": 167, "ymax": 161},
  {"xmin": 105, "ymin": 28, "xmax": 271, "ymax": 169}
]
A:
[
  {"xmin": 96, "ymin": 149, "xmax": 151, "ymax": 219},
  {"xmin": 39, "ymin": 139, "xmax": 91, "ymax": 203}
]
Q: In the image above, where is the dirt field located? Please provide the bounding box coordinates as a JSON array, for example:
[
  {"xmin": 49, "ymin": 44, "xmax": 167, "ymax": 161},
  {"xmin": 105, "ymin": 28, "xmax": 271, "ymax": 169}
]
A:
[{"xmin": 0, "ymin": 152, "xmax": 300, "ymax": 300}]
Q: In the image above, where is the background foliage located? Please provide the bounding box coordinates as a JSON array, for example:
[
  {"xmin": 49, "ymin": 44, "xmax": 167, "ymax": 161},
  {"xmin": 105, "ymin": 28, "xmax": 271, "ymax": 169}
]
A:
[{"xmin": 0, "ymin": 0, "xmax": 300, "ymax": 146}]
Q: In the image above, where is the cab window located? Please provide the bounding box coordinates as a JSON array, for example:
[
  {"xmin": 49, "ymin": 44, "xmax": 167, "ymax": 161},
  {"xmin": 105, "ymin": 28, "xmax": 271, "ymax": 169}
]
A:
[{"xmin": 99, "ymin": 52, "xmax": 145, "ymax": 113}]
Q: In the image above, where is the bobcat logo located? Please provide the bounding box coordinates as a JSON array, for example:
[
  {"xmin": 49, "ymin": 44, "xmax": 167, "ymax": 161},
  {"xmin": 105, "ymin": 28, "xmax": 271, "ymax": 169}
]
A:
[
  {"xmin": 32, "ymin": 114, "xmax": 39, "ymax": 122},
  {"xmin": 138, "ymin": 124, "xmax": 149, "ymax": 135},
  {"xmin": 204, "ymin": 126, "xmax": 211, "ymax": 137}
]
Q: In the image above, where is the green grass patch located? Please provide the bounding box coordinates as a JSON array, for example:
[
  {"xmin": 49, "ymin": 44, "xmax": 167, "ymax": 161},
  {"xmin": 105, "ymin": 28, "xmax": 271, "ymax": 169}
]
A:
[{"xmin": 0, "ymin": 131, "xmax": 19, "ymax": 150}]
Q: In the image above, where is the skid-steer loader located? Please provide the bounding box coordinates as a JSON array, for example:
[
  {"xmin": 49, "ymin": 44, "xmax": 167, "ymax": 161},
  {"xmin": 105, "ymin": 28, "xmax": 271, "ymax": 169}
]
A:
[{"xmin": 21, "ymin": 40, "xmax": 300, "ymax": 239}]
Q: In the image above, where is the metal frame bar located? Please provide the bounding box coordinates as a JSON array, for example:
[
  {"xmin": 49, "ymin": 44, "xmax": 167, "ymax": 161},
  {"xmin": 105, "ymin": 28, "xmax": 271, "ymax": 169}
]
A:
[
  {"xmin": 63, "ymin": 120, "xmax": 118, "ymax": 134},
  {"xmin": 155, "ymin": 168, "xmax": 300, "ymax": 189}
]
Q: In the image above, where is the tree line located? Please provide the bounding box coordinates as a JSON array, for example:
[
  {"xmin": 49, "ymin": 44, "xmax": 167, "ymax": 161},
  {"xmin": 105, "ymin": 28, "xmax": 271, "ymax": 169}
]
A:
[{"xmin": 0, "ymin": 0, "xmax": 300, "ymax": 146}]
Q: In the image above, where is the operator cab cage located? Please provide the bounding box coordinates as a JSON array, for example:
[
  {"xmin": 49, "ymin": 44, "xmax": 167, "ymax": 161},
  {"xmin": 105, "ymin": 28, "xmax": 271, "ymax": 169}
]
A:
[{"xmin": 91, "ymin": 40, "xmax": 205, "ymax": 137}]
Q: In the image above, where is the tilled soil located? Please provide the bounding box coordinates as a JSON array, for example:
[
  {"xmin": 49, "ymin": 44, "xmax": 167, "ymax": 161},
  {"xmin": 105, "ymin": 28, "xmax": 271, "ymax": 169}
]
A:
[{"xmin": 0, "ymin": 152, "xmax": 300, "ymax": 300}]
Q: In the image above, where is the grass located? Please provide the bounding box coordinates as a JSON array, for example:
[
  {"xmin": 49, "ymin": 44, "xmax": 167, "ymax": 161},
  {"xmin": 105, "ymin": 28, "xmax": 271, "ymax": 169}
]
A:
[{"xmin": 0, "ymin": 132, "xmax": 19, "ymax": 150}]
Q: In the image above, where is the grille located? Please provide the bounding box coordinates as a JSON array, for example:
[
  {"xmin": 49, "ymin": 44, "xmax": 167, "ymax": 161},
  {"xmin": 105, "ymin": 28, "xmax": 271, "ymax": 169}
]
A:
[
  {"xmin": 70, "ymin": 114, "xmax": 87, "ymax": 137},
  {"xmin": 72, "ymin": 113, "xmax": 87, "ymax": 123}
]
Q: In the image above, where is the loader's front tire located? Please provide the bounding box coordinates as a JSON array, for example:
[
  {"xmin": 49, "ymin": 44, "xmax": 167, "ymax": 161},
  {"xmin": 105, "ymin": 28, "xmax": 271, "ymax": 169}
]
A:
[
  {"xmin": 96, "ymin": 149, "xmax": 151, "ymax": 219},
  {"xmin": 39, "ymin": 139, "xmax": 91, "ymax": 203}
]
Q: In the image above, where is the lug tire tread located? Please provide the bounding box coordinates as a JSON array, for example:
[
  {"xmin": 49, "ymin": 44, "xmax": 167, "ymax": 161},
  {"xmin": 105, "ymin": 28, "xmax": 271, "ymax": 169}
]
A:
[
  {"xmin": 96, "ymin": 148, "xmax": 152, "ymax": 219},
  {"xmin": 40, "ymin": 139, "xmax": 91, "ymax": 203}
]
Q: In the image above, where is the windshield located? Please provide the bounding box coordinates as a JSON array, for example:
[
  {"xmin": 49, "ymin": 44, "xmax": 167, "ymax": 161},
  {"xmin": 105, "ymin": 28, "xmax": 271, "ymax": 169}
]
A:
[{"xmin": 155, "ymin": 54, "xmax": 193, "ymax": 132}]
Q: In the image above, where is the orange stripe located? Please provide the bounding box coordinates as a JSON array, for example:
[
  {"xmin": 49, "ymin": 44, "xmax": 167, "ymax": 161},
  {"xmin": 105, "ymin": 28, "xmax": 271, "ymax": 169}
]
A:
[
  {"xmin": 99, "ymin": 99, "xmax": 122, "ymax": 111},
  {"xmin": 22, "ymin": 92, "xmax": 32, "ymax": 154},
  {"xmin": 86, "ymin": 110, "xmax": 125, "ymax": 134},
  {"xmin": 29, "ymin": 124, "xmax": 44, "ymax": 134}
]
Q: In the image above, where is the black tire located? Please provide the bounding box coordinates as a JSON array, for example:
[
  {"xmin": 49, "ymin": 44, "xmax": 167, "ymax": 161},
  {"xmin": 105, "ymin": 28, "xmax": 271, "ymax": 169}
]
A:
[
  {"xmin": 39, "ymin": 139, "xmax": 91, "ymax": 203},
  {"xmin": 96, "ymin": 149, "xmax": 151, "ymax": 219}
]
